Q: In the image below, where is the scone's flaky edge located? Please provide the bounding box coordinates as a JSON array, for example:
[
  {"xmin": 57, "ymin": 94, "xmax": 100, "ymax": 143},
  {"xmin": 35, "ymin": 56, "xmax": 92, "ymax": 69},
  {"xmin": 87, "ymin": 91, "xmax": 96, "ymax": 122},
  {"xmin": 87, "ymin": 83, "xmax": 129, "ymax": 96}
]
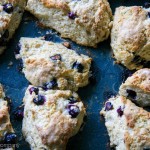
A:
[
  {"xmin": 0, "ymin": 0, "xmax": 27, "ymax": 54},
  {"xmin": 111, "ymin": 6, "xmax": 150, "ymax": 70},
  {"xmin": 100, "ymin": 96, "xmax": 150, "ymax": 150},
  {"xmin": 22, "ymin": 85, "xmax": 86, "ymax": 150},
  {"xmin": 15, "ymin": 37, "xmax": 92, "ymax": 91},
  {"xmin": 26, "ymin": 0, "xmax": 113, "ymax": 47},
  {"xmin": 119, "ymin": 68, "xmax": 150, "ymax": 106}
]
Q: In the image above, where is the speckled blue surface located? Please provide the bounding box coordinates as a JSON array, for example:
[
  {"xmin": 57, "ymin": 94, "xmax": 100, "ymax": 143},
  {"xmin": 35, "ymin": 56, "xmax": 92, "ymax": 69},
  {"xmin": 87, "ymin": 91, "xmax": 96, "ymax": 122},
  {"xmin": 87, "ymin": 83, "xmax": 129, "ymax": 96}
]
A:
[{"xmin": 0, "ymin": 0, "xmax": 145, "ymax": 149}]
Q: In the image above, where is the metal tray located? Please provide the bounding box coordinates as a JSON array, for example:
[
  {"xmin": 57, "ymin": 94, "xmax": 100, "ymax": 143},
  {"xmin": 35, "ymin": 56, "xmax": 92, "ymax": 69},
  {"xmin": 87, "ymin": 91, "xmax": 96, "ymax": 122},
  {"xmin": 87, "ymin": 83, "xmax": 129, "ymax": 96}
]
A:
[{"xmin": 0, "ymin": 0, "xmax": 145, "ymax": 149}]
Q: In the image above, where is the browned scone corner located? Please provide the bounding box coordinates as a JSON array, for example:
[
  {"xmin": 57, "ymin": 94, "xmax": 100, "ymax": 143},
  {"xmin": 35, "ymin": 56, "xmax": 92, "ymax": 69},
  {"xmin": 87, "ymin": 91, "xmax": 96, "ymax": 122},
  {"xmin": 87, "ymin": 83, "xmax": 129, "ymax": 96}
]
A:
[
  {"xmin": 22, "ymin": 85, "xmax": 86, "ymax": 150},
  {"xmin": 0, "ymin": 84, "xmax": 17, "ymax": 150},
  {"xmin": 119, "ymin": 68, "xmax": 150, "ymax": 107},
  {"xmin": 111, "ymin": 6, "xmax": 150, "ymax": 70},
  {"xmin": 25, "ymin": 0, "xmax": 113, "ymax": 47},
  {"xmin": 100, "ymin": 96, "xmax": 150, "ymax": 150}
]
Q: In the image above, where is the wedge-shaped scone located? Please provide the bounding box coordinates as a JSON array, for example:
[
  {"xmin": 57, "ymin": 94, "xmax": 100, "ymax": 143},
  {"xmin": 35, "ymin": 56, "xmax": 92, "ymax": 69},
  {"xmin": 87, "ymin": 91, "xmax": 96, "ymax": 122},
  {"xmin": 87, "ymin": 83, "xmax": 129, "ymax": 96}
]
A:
[
  {"xmin": 111, "ymin": 6, "xmax": 150, "ymax": 70},
  {"xmin": 0, "ymin": 0, "xmax": 26, "ymax": 54},
  {"xmin": 0, "ymin": 84, "xmax": 17, "ymax": 149},
  {"xmin": 22, "ymin": 85, "xmax": 86, "ymax": 150},
  {"xmin": 25, "ymin": 0, "xmax": 112, "ymax": 47},
  {"xmin": 15, "ymin": 38, "xmax": 92, "ymax": 91},
  {"xmin": 119, "ymin": 68, "xmax": 150, "ymax": 107},
  {"xmin": 100, "ymin": 96, "xmax": 150, "ymax": 150}
]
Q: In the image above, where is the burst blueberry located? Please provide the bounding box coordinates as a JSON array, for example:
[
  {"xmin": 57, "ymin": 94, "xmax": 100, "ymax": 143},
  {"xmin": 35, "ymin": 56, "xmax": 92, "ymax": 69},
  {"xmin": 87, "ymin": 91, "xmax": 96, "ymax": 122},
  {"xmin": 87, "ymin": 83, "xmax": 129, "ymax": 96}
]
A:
[
  {"xmin": 126, "ymin": 89, "xmax": 137, "ymax": 100},
  {"xmin": 117, "ymin": 106, "xmax": 123, "ymax": 117},
  {"xmin": 33, "ymin": 95, "xmax": 45, "ymax": 105},
  {"xmin": 43, "ymin": 79, "xmax": 57, "ymax": 90},
  {"xmin": 67, "ymin": 105, "xmax": 80, "ymax": 118},
  {"xmin": 4, "ymin": 132, "xmax": 17, "ymax": 144},
  {"xmin": 68, "ymin": 12, "xmax": 76, "ymax": 19},
  {"xmin": 50, "ymin": 54, "xmax": 61, "ymax": 61},
  {"xmin": 105, "ymin": 102, "xmax": 113, "ymax": 111},
  {"xmin": 68, "ymin": 97, "xmax": 78, "ymax": 104},
  {"xmin": 3, "ymin": 3, "xmax": 13, "ymax": 14},
  {"xmin": 72, "ymin": 61, "xmax": 84, "ymax": 73},
  {"xmin": 29, "ymin": 87, "xmax": 39, "ymax": 95}
]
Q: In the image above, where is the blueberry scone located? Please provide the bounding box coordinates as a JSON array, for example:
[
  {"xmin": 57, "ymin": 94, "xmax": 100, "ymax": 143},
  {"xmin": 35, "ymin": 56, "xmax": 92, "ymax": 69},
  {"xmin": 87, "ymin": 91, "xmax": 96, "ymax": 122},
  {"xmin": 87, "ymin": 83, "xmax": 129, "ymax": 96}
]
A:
[
  {"xmin": 0, "ymin": 0, "xmax": 26, "ymax": 54},
  {"xmin": 111, "ymin": 6, "xmax": 150, "ymax": 70},
  {"xmin": 25, "ymin": 0, "xmax": 112, "ymax": 47},
  {"xmin": 15, "ymin": 38, "xmax": 92, "ymax": 91},
  {"xmin": 22, "ymin": 85, "xmax": 86, "ymax": 150},
  {"xmin": 0, "ymin": 84, "xmax": 17, "ymax": 149},
  {"xmin": 119, "ymin": 68, "xmax": 150, "ymax": 107},
  {"xmin": 100, "ymin": 96, "xmax": 150, "ymax": 150}
]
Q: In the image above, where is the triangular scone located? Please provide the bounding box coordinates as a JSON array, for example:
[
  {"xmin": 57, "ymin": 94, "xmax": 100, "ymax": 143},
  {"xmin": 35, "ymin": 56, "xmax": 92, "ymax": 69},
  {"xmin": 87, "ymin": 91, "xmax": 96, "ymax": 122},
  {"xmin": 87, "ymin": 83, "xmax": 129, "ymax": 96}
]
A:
[
  {"xmin": 111, "ymin": 6, "xmax": 150, "ymax": 70},
  {"xmin": 100, "ymin": 96, "xmax": 150, "ymax": 150},
  {"xmin": 119, "ymin": 68, "xmax": 150, "ymax": 107},
  {"xmin": 25, "ymin": 0, "xmax": 112, "ymax": 47},
  {"xmin": 15, "ymin": 38, "xmax": 92, "ymax": 91},
  {"xmin": 0, "ymin": 0, "xmax": 26, "ymax": 54},
  {"xmin": 22, "ymin": 85, "xmax": 86, "ymax": 150},
  {"xmin": 0, "ymin": 84, "xmax": 17, "ymax": 149}
]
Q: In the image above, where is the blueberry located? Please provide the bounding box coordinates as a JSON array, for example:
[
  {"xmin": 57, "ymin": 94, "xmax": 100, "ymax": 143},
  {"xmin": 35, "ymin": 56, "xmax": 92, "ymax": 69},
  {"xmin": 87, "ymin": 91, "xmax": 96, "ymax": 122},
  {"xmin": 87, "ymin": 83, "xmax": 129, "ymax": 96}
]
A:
[
  {"xmin": 33, "ymin": 95, "xmax": 45, "ymax": 105},
  {"xmin": 117, "ymin": 106, "xmax": 123, "ymax": 117},
  {"xmin": 67, "ymin": 105, "xmax": 80, "ymax": 118},
  {"xmin": 44, "ymin": 34, "xmax": 53, "ymax": 41},
  {"xmin": 29, "ymin": 87, "xmax": 39, "ymax": 95},
  {"xmin": 14, "ymin": 107, "xmax": 24, "ymax": 120},
  {"xmin": 72, "ymin": 61, "xmax": 84, "ymax": 73},
  {"xmin": 68, "ymin": 97, "xmax": 78, "ymax": 104},
  {"xmin": 126, "ymin": 89, "xmax": 137, "ymax": 100},
  {"xmin": 14, "ymin": 43, "xmax": 21, "ymax": 54},
  {"xmin": 3, "ymin": 3, "xmax": 13, "ymax": 14},
  {"xmin": 144, "ymin": 2, "xmax": 150, "ymax": 8},
  {"xmin": 68, "ymin": 12, "xmax": 76, "ymax": 19},
  {"xmin": 50, "ymin": 54, "xmax": 61, "ymax": 61},
  {"xmin": 4, "ymin": 132, "xmax": 17, "ymax": 144},
  {"xmin": 42, "ymin": 79, "xmax": 57, "ymax": 90},
  {"xmin": 105, "ymin": 102, "xmax": 113, "ymax": 111}
]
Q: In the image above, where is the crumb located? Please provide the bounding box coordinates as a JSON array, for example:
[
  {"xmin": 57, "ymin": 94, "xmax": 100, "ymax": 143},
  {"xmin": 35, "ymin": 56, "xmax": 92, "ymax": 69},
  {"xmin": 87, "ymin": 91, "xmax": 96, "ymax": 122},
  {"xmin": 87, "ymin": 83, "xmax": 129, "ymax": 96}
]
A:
[{"xmin": 63, "ymin": 42, "xmax": 71, "ymax": 48}]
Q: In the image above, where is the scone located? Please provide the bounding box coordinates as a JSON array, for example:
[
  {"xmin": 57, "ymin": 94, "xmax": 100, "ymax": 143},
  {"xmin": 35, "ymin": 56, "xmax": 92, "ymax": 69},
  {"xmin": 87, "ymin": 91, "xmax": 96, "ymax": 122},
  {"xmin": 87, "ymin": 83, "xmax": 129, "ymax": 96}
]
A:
[
  {"xmin": 0, "ymin": 84, "xmax": 17, "ymax": 149},
  {"xmin": 22, "ymin": 85, "xmax": 86, "ymax": 150},
  {"xmin": 0, "ymin": 0, "xmax": 26, "ymax": 54},
  {"xmin": 119, "ymin": 68, "xmax": 150, "ymax": 107},
  {"xmin": 15, "ymin": 38, "xmax": 92, "ymax": 91},
  {"xmin": 25, "ymin": 0, "xmax": 112, "ymax": 47},
  {"xmin": 100, "ymin": 96, "xmax": 150, "ymax": 150},
  {"xmin": 111, "ymin": 6, "xmax": 150, "ymax": 70}
]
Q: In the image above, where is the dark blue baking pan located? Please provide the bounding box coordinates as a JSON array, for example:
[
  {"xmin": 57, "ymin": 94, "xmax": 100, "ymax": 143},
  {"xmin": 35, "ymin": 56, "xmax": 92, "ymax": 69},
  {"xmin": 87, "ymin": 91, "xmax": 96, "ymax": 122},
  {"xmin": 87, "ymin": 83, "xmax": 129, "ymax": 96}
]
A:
[{"xmin": 0, "ymin": 0, "xmax": 146, "ymax": 149}]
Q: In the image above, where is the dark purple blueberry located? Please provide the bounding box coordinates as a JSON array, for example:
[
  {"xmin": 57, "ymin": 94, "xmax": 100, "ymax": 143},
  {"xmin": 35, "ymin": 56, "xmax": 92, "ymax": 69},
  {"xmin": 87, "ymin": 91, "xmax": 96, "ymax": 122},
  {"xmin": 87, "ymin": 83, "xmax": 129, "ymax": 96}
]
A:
[
  {"xmin": 117, "ymin": 106, "xmax": 123, "ymax": 117},
  {"xmin": 42, "ymin": 79, "xmax": 57, "ymax": 90},
  {"xmin": 68, "ymin": 97, "xmax": 78, "ymax": 104},
  {"xmin": 14, "ymin": 43, "xmax": 21, "ymax": 54},
  {"xmin": 4, "ymin": 132, "xmax": 17, "ymax": 144},
  {"xmin": 44, "ymin": 34, "xmax": 53, "ymax": 41},
  {"xmin": 68, "ymin": 12, "xmax": 76, "ymax": 19},
  {"xmin": 14, "ymin": 107, "xmax": 24, "ymax": 120},
  {"xmin": 72, "ymin": 61, "xmax": 84, "ymax": 73},
  {"xmin": 29, "ymin": 87, "xmax": 39, "ymax": 95},
  {"xmin": 33, "ymin": 95, "xmax": 45, "ymax": 105},
  {"xmin": 50, "ymin": 54, "xmax": 61, "ymax": 61},
  {"xmin": 144, "ymin": 2, "xmax": 150, "ymax": 8},
  {"xmin": 105, "ymin": 102, "xmax": 113, "ymax": 111},
  {"xmin": 3, "ymin": 3, "xmax": 13, "ymax": 14},
  {"xmin": 126, "ymin": 89, "xmax": 137, "ymax": 100},
  {"xmin": 67, "ymin": 105, "xmax": 80, "ymax": 118}
]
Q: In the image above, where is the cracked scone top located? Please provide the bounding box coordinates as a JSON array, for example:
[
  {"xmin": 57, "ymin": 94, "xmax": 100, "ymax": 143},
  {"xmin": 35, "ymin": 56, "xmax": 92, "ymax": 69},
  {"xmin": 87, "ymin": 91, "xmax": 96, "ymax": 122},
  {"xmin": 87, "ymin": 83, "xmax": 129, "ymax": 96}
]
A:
[
  {"xmin": 0, "ymin": 84, "xmax": 17, "ymax": 150},
  {"xmin": 119, "ymin": 68, "xmax": 150, "ymax": 107},
  {"xmin": 15, "ymin": 38, "xmax": 92, "ymax": 91},
  {"xmin": 22, "ymin": 85, "xmax": 86, "ymax": 150},
  {"xmin": 0, "ymin": 0, "xmax": 26, "ymax": 54},
  {"xmin": 111, "ymin": 6, "xmax": 150, "ymax": 70},
  {"xmin": 25, "ymin": 0, "xmax": 112, "ymax": 47},
  {"xmin": 100, "ymin": 96, "xmax": 150, "ymax": 150}
]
